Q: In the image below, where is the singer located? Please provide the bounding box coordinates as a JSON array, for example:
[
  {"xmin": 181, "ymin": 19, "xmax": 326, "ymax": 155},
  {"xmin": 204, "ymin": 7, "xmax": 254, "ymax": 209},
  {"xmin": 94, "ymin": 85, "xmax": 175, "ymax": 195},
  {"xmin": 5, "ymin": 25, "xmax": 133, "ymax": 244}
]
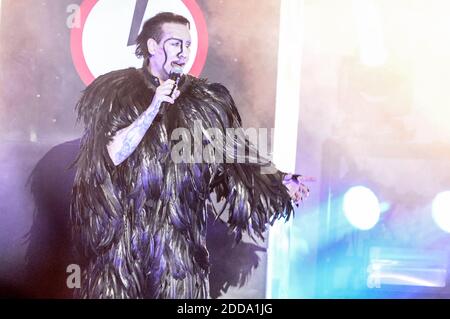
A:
[{"xmin": 70, "ymin": 12, "xmax": 308, "ymax": 299}]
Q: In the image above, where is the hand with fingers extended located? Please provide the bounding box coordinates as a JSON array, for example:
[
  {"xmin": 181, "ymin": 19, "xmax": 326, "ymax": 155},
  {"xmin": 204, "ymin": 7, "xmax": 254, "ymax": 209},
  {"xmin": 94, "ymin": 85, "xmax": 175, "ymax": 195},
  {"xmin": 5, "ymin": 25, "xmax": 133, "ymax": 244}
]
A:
[{"xmin": 282, "ymin": 174, "xmax": 315, "ymax": 207}]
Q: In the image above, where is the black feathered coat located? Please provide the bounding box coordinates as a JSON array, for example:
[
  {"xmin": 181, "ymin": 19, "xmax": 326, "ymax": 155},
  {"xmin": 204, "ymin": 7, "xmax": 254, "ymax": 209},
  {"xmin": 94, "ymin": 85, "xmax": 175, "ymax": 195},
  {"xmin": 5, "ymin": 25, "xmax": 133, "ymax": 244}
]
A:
[{"xmin": 70, "ymin": 67, "xmax": 294, "ymax": 298}]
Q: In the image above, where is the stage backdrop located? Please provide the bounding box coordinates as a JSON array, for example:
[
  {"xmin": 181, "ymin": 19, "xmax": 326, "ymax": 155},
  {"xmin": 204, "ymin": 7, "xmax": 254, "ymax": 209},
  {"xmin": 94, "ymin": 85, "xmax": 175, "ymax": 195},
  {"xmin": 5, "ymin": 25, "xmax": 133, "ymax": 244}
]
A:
[{"xmin": 0, "ymin": 0, "xmax": 282, "ymax": 298}]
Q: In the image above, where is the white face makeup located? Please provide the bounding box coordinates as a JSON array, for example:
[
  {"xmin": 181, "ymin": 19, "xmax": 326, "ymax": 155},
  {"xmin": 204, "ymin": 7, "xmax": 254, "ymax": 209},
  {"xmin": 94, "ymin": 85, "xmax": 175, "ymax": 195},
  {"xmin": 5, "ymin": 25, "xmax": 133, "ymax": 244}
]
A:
[{"xmin": 149, "ymin": 22, "xmax": 192, "ymax": 81}]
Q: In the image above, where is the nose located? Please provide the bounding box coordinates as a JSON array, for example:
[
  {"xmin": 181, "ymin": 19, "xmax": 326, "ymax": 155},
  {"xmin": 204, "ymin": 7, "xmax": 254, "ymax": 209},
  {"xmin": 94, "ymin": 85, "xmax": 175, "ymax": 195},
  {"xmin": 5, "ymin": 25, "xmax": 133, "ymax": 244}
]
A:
[
  {"xmin": 178, "ymin": 44, "xmax": 190, "ymax": 60},
  {"xmin": 178, "ymin": 48, "xmax": 187, "ymax": 59}
]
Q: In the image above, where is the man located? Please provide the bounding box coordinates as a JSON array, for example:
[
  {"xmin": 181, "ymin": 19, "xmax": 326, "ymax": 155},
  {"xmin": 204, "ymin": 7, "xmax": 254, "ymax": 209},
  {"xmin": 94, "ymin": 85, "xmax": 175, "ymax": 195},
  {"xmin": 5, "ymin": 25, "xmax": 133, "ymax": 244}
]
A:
[{"xmin": 71, "ymin": 12, "xmax": 308, "ymax": 299}]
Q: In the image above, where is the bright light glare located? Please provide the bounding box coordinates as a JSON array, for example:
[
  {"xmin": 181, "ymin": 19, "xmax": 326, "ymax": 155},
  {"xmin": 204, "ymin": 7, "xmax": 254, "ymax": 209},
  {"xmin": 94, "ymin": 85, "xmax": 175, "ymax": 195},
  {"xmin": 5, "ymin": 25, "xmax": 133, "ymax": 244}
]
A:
[
  {"xmin": 352, "ymin": 0, "xmax": 388, "ymax": 67},
  {"xmin": 432, "ymin": 191, "xmax": 450, "ymax": 233},
  {"xmin": 343, "ymin": 186, "xmax": 380, "ymax": 230}
]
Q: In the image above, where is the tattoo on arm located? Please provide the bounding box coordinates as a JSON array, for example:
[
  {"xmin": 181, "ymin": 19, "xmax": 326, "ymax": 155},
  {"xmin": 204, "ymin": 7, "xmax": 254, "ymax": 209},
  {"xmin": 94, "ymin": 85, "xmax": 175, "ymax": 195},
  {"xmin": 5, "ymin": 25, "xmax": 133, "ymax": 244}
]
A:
[{"xmin": 111, "ymin": 102, "xmax": 161, "ymax": 165}]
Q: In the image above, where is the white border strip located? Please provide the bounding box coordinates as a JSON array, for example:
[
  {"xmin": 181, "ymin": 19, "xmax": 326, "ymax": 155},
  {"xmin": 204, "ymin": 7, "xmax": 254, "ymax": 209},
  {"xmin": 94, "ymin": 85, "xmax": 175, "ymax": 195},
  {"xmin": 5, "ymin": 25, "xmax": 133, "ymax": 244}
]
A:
[
  {"xmin": 272, "ymin": 0, "xmax": 304, "ymax": 174},
  {"xmin": 267, "ymin": 0, "xmax": 304, "ymax": 299}
]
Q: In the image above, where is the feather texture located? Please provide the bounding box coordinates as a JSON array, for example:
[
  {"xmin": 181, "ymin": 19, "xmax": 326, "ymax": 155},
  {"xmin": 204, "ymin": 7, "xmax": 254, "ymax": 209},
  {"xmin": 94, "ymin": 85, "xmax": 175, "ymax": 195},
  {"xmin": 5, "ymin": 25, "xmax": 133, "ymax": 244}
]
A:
[{"xmin": 70, "ymin": 67, "xmax": 294, "ymax": 299}]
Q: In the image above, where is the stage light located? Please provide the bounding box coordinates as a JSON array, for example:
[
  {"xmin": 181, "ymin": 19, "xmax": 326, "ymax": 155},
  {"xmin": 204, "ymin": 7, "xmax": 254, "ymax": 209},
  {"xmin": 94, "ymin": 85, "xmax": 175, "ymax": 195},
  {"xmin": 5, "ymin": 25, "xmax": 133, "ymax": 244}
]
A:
[
  {"xmin": 352, "ymin": 0, "xmax": 388, "ymax": 67},
  {"xmin": 343, "ymin": 186, "xmax": 380, "ymax": 230},
  {"xmin": 367, "ymin": 247, "xmax": 447, "ymax": 289},
  {"xmin": 268, "ymin": 0, "xmax": 306, "ymax": 299},
  {"xmin": 266, "ymin": 216, "xmax": 293, "ymax": 298},
  {"xmin": 273, "ymin": 0, "xmax": 303, "ymax": 173},
  {"xmin": 432, "ymin": 191, "xmax": 450, "ymax": 233}
]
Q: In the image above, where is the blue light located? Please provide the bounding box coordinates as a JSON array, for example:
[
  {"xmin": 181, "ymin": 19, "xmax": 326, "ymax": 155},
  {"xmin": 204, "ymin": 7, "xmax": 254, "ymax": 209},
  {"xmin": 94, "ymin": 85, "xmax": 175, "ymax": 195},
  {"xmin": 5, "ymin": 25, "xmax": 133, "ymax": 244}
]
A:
[
  {"xmin": 432, "ymin": 191, "xmax": 450, "ymax": 233},
  {"xmin": 343, "ymin": 186, "xmax": 380, "ymax": 230}
]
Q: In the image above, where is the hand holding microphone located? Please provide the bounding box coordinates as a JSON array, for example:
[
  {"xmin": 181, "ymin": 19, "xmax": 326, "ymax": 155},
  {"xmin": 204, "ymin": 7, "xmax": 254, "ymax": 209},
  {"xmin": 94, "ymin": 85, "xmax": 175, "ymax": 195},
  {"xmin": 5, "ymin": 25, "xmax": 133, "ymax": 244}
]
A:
[{"xmin": 149, "ymin": 66, "xmax": 183, "ymax": 110}]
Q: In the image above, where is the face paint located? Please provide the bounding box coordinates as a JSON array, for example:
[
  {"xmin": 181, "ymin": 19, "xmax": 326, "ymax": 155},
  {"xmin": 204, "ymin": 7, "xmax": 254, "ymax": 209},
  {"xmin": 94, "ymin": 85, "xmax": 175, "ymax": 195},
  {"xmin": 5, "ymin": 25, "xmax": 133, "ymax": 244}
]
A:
[
  {"xmin": 149, "ymin": 23, "xmax": 191, "ymax": 81},
  {"xmin": 162, "ymin": 37, "xmax": 191, "ymax": 76},
  {"xmin": 162, "ymin": 38, "xmax": 184, "ymax": 70}
]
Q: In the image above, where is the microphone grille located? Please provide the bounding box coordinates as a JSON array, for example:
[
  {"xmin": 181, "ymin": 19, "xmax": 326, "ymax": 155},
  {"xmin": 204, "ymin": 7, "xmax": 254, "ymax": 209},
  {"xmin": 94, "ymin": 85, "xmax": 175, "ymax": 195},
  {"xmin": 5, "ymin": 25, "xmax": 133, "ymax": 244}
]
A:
[{"xmin": 170, "ymin": 65, "xmax": 184, "ymax": 76}]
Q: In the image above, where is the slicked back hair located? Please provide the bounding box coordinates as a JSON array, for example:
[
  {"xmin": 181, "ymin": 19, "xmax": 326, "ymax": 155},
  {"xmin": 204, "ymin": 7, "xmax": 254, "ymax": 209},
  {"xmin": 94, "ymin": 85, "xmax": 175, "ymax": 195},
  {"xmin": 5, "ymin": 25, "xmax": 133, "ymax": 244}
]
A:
[{"xmin": 135, "ymin": 12, "xmax": 190, "ymax": 60}]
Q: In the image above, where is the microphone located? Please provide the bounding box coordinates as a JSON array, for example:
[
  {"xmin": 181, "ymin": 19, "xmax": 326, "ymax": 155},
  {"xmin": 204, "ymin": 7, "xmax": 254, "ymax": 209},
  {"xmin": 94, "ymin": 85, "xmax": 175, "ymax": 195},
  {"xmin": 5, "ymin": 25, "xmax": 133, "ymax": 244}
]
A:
[
  {"xmin": 159, "ymin": 65, "xmax": 184, "ymax": 119},
  {"xmin": 161, "ymin": 66, "xmax": 183, "ymax": 130},
  {"xmin": 168, "ymin": 65, "xmax": 183, "ymax": 98}
]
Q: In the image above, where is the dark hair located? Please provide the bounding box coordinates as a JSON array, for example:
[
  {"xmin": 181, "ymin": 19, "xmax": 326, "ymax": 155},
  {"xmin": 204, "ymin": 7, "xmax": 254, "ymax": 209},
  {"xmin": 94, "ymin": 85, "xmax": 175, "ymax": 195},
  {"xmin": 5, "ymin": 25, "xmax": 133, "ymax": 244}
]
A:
[{"xmin": 135, "ymin": 12, "xmax": 190, "ymax": 59}]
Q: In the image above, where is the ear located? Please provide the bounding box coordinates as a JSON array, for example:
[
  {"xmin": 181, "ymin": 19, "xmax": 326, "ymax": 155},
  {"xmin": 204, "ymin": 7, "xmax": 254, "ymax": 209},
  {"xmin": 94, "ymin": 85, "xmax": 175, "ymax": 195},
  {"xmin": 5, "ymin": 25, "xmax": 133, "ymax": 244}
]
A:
[{"xmin": 147, "ymin": 38, "xmax": 158, "ymax": 56}]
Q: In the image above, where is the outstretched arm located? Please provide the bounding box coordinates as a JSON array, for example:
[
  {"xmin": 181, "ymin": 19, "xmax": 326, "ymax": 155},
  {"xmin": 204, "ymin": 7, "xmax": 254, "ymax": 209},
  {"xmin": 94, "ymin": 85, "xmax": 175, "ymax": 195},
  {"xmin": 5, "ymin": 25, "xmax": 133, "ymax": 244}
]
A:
[{"xmin": 204, "ymin": 83, "xmax": 312, "ymax": 242}]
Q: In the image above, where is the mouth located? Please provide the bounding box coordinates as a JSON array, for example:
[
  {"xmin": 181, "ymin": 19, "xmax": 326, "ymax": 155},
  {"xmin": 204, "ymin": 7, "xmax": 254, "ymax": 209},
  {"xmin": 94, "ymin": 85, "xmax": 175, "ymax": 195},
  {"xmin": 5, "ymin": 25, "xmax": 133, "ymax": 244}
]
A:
[{"xmin": 171, "ymin": 61, "xmax": 186, "ymax": 68}]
